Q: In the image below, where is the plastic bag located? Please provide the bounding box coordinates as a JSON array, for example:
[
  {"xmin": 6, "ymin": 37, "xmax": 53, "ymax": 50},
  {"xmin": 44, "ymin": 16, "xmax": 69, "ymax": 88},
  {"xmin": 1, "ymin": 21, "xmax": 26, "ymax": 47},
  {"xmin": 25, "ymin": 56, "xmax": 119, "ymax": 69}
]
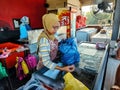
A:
[
  {"xmin": 58, "ymin": 37, "xmax": 80, "ymax": 65},
  {"xmin": 25, "ymin": 54, "xmax": 37, "ymax": 70},
  {"xmin": 0, "ymin": 62, "xmax": 8, "ymax": 79},
  {"xmin": 63, "ymin": 72, "xmax": 89, "ymax": 90},
  {"xmin": 15, "ymin": 57, "xmax": 29, "ymax": 80}
]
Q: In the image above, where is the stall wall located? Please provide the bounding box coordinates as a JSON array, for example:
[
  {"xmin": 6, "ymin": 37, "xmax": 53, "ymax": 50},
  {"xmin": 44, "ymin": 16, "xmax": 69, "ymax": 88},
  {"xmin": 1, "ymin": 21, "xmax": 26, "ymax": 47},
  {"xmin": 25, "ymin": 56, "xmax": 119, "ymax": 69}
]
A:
[
  {"xmin": 47, "ymin": 0, "xmax": 66, "ymax": 10},
  {"xmin": 0, "ymin": 0, "xmax": 46, "ymax": 30}
]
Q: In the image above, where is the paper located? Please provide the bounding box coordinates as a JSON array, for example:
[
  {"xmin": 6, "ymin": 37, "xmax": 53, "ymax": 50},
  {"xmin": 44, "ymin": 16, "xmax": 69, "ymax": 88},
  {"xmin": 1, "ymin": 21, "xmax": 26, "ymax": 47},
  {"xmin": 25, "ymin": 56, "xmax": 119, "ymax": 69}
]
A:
[{"xmin": 82, "ymin": 49, "xmax": 97, "ymax": 56}]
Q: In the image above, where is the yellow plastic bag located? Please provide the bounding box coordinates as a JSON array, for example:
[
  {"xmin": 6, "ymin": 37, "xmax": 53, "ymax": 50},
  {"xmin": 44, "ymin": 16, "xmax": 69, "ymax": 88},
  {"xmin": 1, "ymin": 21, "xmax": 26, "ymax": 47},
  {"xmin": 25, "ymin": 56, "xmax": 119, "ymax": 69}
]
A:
[
  {"xmin": 63, "ymin": 72, "xmax": 89, "ymax": 90},
  {"xmin": 21, "ymin": 60, "xmax": 29, "ymax": 74},
  {"xmin": 15, "ymin": 57, "xmax": 29, "ymax": 75}
]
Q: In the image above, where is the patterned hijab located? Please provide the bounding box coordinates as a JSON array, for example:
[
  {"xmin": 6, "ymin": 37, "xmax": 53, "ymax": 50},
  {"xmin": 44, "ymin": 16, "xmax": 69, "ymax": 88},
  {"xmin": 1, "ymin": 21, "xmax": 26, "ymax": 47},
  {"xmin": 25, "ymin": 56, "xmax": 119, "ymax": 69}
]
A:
[{"xmin": 38, "ymin": 13, "xmax": 59, "ymax": 41}]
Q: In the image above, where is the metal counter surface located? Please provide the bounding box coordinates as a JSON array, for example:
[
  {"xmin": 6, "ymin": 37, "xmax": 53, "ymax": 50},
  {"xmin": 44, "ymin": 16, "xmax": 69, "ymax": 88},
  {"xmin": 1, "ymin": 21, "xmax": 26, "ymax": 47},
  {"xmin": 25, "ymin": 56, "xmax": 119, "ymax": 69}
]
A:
[{"xmin": 77, "ymin": 42, "xmax": 109, "ymax": 90}]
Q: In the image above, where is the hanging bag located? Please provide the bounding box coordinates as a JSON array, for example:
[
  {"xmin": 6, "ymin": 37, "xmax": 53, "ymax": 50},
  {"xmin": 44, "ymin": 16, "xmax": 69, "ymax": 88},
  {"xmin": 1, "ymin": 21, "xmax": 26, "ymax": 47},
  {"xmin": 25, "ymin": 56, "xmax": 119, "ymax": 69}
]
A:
[
  {"xmin": 15, "ymin": 57, "xmax": 29, "ymax": 80},
  {"xmin": 58, "ymin": 37, "xmax": 80, "ymax": 65},
  {"xmin": 0, "ymin": 62, "xmax": 8, "ymax": 79},
  {"xmin": 25, "ymin": 54, "xmax": 37, "ymax": 70}
]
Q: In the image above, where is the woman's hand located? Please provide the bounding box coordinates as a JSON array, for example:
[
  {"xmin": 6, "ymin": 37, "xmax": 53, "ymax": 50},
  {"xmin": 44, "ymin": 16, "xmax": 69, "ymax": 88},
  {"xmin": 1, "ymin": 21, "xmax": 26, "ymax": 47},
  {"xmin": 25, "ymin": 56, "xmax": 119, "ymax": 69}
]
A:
[
  {"xmin": 55, "ymin": 65, "xmax": 75, "ymax": 72},
  {"xmin": 62, "ymin": 65, "xmax": 75, "ymax": 72}
]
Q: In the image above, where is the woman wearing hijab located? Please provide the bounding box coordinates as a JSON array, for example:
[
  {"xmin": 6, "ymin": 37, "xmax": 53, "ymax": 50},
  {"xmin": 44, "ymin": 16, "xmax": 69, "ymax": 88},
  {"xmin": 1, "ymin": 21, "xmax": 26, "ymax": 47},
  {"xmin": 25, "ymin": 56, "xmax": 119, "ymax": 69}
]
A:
[
  {"xmin": 17, "ymin": 13, "xmax": 75, "ymax": 90},
  {"xmin": 36, "ymin": 13, "xmax": 75, "ymax": 78}
]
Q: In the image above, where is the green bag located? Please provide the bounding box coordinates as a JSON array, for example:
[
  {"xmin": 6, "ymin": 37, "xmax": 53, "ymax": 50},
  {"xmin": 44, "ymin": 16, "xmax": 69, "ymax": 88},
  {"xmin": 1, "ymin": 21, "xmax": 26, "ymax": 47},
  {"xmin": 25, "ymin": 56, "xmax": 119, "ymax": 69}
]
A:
[{"xmin": 0, "ymin": 62, "xmax": 8, "ymax": 79}]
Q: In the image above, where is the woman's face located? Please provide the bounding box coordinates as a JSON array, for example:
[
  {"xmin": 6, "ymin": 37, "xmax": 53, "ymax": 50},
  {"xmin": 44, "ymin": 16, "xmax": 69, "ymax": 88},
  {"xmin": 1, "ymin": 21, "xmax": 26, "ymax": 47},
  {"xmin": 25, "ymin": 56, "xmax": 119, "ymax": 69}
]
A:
[{"xmin": 48, "ymin": 22, "xmax": 60, "ymax": 34}]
